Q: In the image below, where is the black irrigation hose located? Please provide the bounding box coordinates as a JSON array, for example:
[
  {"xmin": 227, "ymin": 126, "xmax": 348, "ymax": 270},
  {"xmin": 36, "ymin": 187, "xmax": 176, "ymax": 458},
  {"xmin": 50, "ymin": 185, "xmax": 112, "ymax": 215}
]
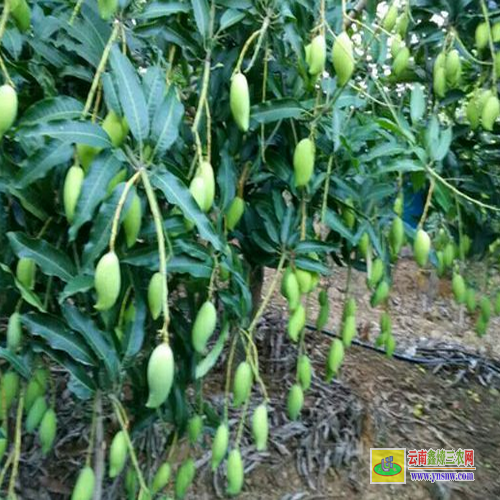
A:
[{"xmin": 305, "ymin": 323, "xmax": 500, "ymax": 373}]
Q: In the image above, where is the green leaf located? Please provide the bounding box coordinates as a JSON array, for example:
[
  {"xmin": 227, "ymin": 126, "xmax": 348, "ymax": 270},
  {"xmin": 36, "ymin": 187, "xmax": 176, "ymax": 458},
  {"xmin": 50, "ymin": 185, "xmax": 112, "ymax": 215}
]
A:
[
  {"xmin": 59, "ymin": 274, "xmax": 94, "ymax": 304},
  {"xmin": 295, "ymin": 240, "xmax": 336, "ymax": 254},
  {"xmin": 0, "ymin": 348, "xmax": 30, "ymax": 379},
  {"xmin": 433, "ymin": 127, "xmax": 453, "ymax": 161},
  {"xmin": 410, "ymin": 84, "xmax": 425, "ymax": 124},
  {"xmin": 324, "ymin": 209, "xmax": 355, "ymax": 243},
  {"xmin": 143, "ymin": 66, "xmax": 167, "ymax": 122},
  {"xmin": 69, "ymin": 151, "xmax": 122, "ymax": 240},
  {"xmin": 152, "ymin": 171, "xmax": 223, "ymax": 251},
  {"xmin": 191, "ymin": 0, "xmax": 210, "ymax": 39},
  {"xmin": 110, "ymin": 46, "xmax": 150, "ymax": 146},
  {"xmin": 82, "ymin": 184, "xmax": 133, "ymax": 269},
  {"xmin": 18, "ymin": 121, "xmax": 111, "ymax": 148},
  {"xmin": 195, "ymin": 322, "xmax": 229, "ymax": 379},
  {"xmin": 62, "ymin": 304, "xmax": 120, "ymax": 381},
  {"xmin": 102, "ymin": 72, "xmax": 122, "ymax": 115},
  {"xmin": 216, "ymin": 149, "xmax": 236, "ymax": 211},
  {"xmin": 7, "ymin": 232, "xmax": 76, "ymax": 282},
  {"xmin": 123, "ymin": 297, "xmax": 147, "ymax": 360},
  {"xmin": 22, "ymin": 313, "xmax": 96, "ymax": 366},
  {"xmin": 20, "ymin": 96, "xmax": 84, "ymax": 126},
  {"xmin": 0, "ymin": 263, "xmax": 46, "ymax": 313},
  {"xmin": 138, "ymin": 1, "xmax": 189, "ymax": 20},
  {"xmin": 151, "ymin": 87, "xmax": 184, "ymax": 157},
  {"xmin": 219, "ymin": 9, "xmax": 246, "ymax": 31},
  {"xmin": 250, "ymin": 99, "xmax": 304, "ymax": 125},
  {"xmin": 15, "ymin": 141, "xmax": 74, "ymax": 189}
]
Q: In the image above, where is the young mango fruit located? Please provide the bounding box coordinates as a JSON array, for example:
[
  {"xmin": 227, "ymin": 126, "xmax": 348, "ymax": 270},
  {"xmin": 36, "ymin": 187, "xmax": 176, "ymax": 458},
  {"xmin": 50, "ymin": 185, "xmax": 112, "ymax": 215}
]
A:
[
  {"xmin": 10, "ymin": 0, "xmax": 31, "ymax": 32},
  {"xmin": 297, "ymin": 354, "xmax": 312, "ymax": 390},
  {"xmin": 287, "ymin": 303, "xmax": 306, "ymax": 342},
  {"xmin": 393, "ymin": 46, "xmax": 410, "ymax": 77},
  {"xmin": 326, "ymin": 338, "xmax": 345, "ymax": 381},
  {"xmin": 396, "ymin": 12, "xmax": 409, "ymax": 36},
  {"xmin": 26, "ymin": 395, "xmax": 47, "ymax": 432},
  {"xmin": 316, "ymin": 292, "xmax": 330, "ymax": 331},
  {"xmin": 16, "ymin": 257, "xmax": 36, "ymax": 290},
  {"xmin": 371, "ymin": 281, "xmax": 390, "ymax": 308},
  {"xmin": 230, "ymin": 72, "xmax": 250, "ymax": 132},
  {"xmin": 25, "ymin": 368, "xmax": 49, "ymax": 412},
  {"xmin": 385, "ymin": 334, "xmax": 396, "ymax": 357},
  {"xmin": 342, "ymin": 297, "xmax": 357, "ymax": 321},
  {"xmin": 226, "ymin": 196, "xmax": 245, "ymax": 230},
  {"xmin": 445, "ymin": 49, "xmax": 461, "ymax": 87},
  {"xmin": 196, "ymin": 161, "xmax": 215, "ymax": 212},
  {"xmin": 109, "ymin": 430, "xmax": 128, "ymax": 478},
  {"xmin": 306, "ymin": 35, "xmax": 326, "ymax": 76},
  {"xmin": 189, "ymin": 176, "xmax": 207, "ymax": 211},
  {"xmin": 94, "ymin": 251, "xmax": 121, "ymax": 311},
  {"xmin": 191, "ymin": 300, "xmax": 217, "ymax": 353},
  {"xmin": 148, "ymin": 272, "xmax": 163, "ymax": 320},
  {"xmin": 383, "ymin": 4, "xmax": 398, "ymax": 31},
  {"xmin": 358, "ymin": 232, "xmax": 370, "ymax": 259},
  {"xmin": 7, "ymin": 312, "xmax": 22, "ymax": 351},
  {"xmin": 475, "ymin": 22, "xmax": 489, "ymax": 51},
  {"xmin": 123, "ymin": 193, "xmax": 142, "ymax": 248},
  {"xmin": 146, "ymin": 342, "xmax": 175, "ymax": 409},
  {"xmin": 211, "ymin": 423, "xmax": 229, "ymax": 470},
  {"xmin": 98, "ymin": 0, "xmax": 118, "ymax": 20},
  {"xmin": 476, "ymin": 316, "xmax": 488, "ymax": 337},
  {"xmin": 342, "ymin": 199, "xmax": 356, "ymax": 229},
  {"xmin": 233, "ymin": 361, "xmax": 253, "ymax": 407},
  {"xmin": 413, "ymin": 229, "xmax": 431, "ymax": 267},
  {"xmin": 342, "ymin": 315, "xmax": 356, "ymax": 347},
  {"xmin": 1, "ymin": 371, "xmax": 19, "ymax": 417},
  {"xmin": 252, "ymin": 404, "xmax": 268, "ymax": 451},
  {"xmin": 174, "ymin": 459, "xmax": 196, "ymax": 499},
  {"xmin": 389, "ymin": 216, "xmax": 405, "ymax": 256},
  {"xmin": 332, "ymin": 32, "xmax": 354, "ymax": 86},
  {"xmin": 63, "ymin": 165, "xmax": 85, "ymax": 223},
  {"xmin": 480, "ymin": 296, "xmax": 492, "ymax": 322},
  {"xmin": 391, "ymin": 34, "xmax": 403, "ymax": 58},
  {"xmin": 287, "ymin": 384, "xmax": 304, "ymax": 421},
  {"xmin": 368, "ymin": 258, "xmax": 384, "ymax": 288},
  {"xmin": 152, "ymin": 462, "xmax": 171, "ymax": 494},
  {"xmin": 188, "ymin": 414, "xmax": 203, "ymax": 444},
  {"xmin": 465, "ymin": 288, "xmax": 477, "ymax": 314},
  {"xmin": 39, "ymin": 407, "xmax": 57, "ymax": 454},
  {"xmin": 227, "ymin": 449, "xmax": 244, "ymax": 496},
  {"xmin": 481, "ymin": 95, "xmax": 500, "ymax": 131},
  {"xmin": 452, "ymin": 274, "xmax": 466, "ymax": 304},
  {"xmin": 281, "ymin": 267, "xmax": 300, "ymax": 310},
  {"xmin": 0, "ymin": 84, "xmax": 18, "ymax": 138},
  {"xmin": 293, "ymin": 138, "xmax": 315, "ymax": 187},
  {"xmin": 71, "ymin": 466, "xmax": 95, "ymax": 500},
  {"xmin": 494, "ymin": 292, "xmax": 500, "ymax": 315}
]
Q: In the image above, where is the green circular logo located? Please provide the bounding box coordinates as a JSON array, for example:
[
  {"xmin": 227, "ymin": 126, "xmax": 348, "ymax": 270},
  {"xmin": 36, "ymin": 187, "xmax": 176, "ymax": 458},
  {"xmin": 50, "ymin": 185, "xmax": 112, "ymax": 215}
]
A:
[{"xmin": 373, "ymin": 463, "xmax": 403, "ymax": 477}]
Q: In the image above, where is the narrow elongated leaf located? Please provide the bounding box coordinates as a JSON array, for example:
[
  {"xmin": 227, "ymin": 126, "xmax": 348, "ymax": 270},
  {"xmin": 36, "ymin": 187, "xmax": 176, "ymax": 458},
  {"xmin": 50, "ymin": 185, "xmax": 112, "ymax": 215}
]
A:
[
  {"xmin": 410, "ymin": 84, "xmax": 425, "ymax": 124},
  {"xmin": 251, "ymin": 99, "xmax": 304, "ymax": 125},
  {"xmin": 62, "ymin": 304, "xmax": 120, "ymax": 380},
  {"xmin": 59, "ymin": 274, "xmax": 94, "ymax": 303},
  {"xmin": 7, "ymin": 232, "xmax": 76, "ymax": 282},
  {"xmin": 69, "ymin": 151, "xmax": 122, "ymax": 240},
  {"xmin": 195, "ymin": 323, "xmax": 229, "ymax": 379},
  {"xmin": 20, "ymin": 97, "xmax": 84, "ymax": 126},
  {"xmin": 151, "ymin": 87, "xmax": 184, "ymax": 157},
  {"xmin": 324, "ymin": 209, "xmax": 355, "ymax": 243},
  {"xmin": 18, "ymin": 121, "xmax": 111, "ymax": 148},
  {"xmin": 110, "ymin": 47, "xmax": 150, "ymax": 145},
  {"xmin": 217, "ymin": 149, "xmax": 236, "ymax": 211},
  {"xmin": 0, "ymin": 263, "xmax": 46, "ymax": 312},
  {"xmin": 15, "ymin": 141, "xmax": 74, "ymax": 188},
  {"xmin": 152, "ymin": 171, "xmax": 223, "ymax": 251},
  {"xmin": 138, "ymin": 1, "xmax": 189, "ymax": 19},
  {"xmin": 219, "ymin": 9, "xmax": 245, "ymax": 31},
  {"xmin": 102, "ymin": 72, "xmax": 122, "ymax": 115},
  {"xmin": 0, "ymin": 348, "xmax": 30, "ymax": 379},
  {"xmin": 143, "ymin": 66, "xmax": 166, "ymax": 122},
  {"xmin": 22, "ymin": 313, "xmax": 96, "ymax": 366},
  {"xmin": 191, "ymin": 0, "xmax": 210, "ymax": 39},
  {"xmin": 123, "ymin": 296, "xmax": 146, "ymax": 359}
]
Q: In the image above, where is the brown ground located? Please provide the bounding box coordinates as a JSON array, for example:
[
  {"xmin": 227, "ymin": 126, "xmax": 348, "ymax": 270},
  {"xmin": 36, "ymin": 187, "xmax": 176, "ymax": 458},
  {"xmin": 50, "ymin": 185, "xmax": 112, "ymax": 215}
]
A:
[{"xmin": 12, "ymin": 258, "xmax": 500, "ymax": 499}]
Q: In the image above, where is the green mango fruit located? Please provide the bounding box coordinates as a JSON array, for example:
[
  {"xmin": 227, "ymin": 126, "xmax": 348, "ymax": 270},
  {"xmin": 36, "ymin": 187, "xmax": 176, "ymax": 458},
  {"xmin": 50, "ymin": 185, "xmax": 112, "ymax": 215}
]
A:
[
  {"xmin": 343, "ymin": 297, "xmax": 357, "ymax": 320},
  {"xmin": 380, "ymin": 312, "xmax": 392, "ymax": 333},
  {"xmin": 413, "ymin": 229, "xmax": 431, "ymax": 267},
  {"xmin": 396, "ymin": 13, "xmax": 409, "ymax": 36},
  {"xmin": 368, "ymin": 258, "xmax": 384, "ymax": 287},
  {"xmin": 393, "ymin": 46, "xmax": 410, "ymax": 76},
  {"xmin": 383, "ymin": 4, "xmax": 398, "ymax": 32},
  {"xmin": 146, "ymin": 342, "xmax": 175, "ymax": 409},
  {"xmin": 233, "ymin": 361, "xmax": 253, "ymax": 407},
  {"xmin": 76, "ymin": 144, "xmax": 99, "ymax": 172},
  {"xmin": 196, "ymin": 161, "xmax": 215, "ymax": 212},
  {"xmin": 390, "ymin": 216, "xmax": 405, "ymax": 256},
  {"xmin": 287, "ymin": 303, "xmax": 306, "ymax": 342},
  {"xmin": 211, "ymin": 423, "xmax": 229, "ymax": 470},
  {"xmin": 358, "ymin": 232, "xmax": 370, "ymax": 258},
  {"xmin": 0, "ymin": 433, "xmax": 7, "ymax": 462},
  {"xmin": 174, "ymin": 459, "xmax": 196, "ymax": 499},
  {"xmin": 125, "ymin": 467, "xmax": 138, "ymax": 500},
  {"xmin": 26, "ymin": 396, "xmax": 47, "ymax": 433},
  {"xmin": 0, "ymin": 85, "xmax": 18, "ymax": 137},
  {"xmin": 7, "ymin": 312, "xmax": 22, "ymax": 351},
  {"xmin": 295, "ymin": 268, "xmax": 313, "ymax": 294},
  {"xmin": 16, "ymin": 257, "xmax": 36, "ymax": 290},
  {"xmin": 436, "ymin": 251, "xmax": 445, "ymax": 277},
  {"xmin": 394, "ymin": 194, "xmax": 404, "ymax": 216},
  {"xmin": 385, "ymin": 334, "xmax": 396, "ymax": 358},
  {"xmin": 371, "ymin": 281, "xmax": 390, "ymax": 308},
  {"xmin": 102, "ymin": 111, "xmax": 127, "ymax": 147},
  {"xmin": 326, "ymin": 338, "xmax": 344, "ymax": 381},
  {"xmin": 152, "ymin": 462, "xmax": 171, "ymax": 494},
  {"xmin": 39, "ymin": 408, "xmax": 57, "ymax": 454},
  {"xmin": 297, "ymin": 354, "xmax": 312, "ymax": 391},
  {"xmin": 443, "ymin": 242, "xmax": 455, "ymax": 268},
  {"xmin": 445, "ymin": 49, "xmax": 461, "ymax": 86},
  {"xmin": 390, "ymin": 34, "xmax": 403, "ymax": 58},
  {"xmin": 1, "ymin": 371, "xmax": 19, "ymax": 416},
  {"xmin": 495, "ymin": 292, "xmax": 500, "ymax": 315},
  {"xmin": 71, "ymin": 467, "xmax": 95, "ymax": 500},
  {"xmin": 318, "ymin": 289, "xmax": 328, "ymax": 306},
  {"xmin": 123, "ymin": 193, "xmax": 142, "ymax": 248},
  {"xmin": 251, "ymin": 404, "xmax": 268, "ymax": 451},
  {"xmin": 94, "ymin": 251, "xmax": 121, "ymax": 311},
  {"xmin": 287, "ymin": 384, "xmax": 304, "ymax": 421},
  {"xmin": 281, "ymin": 268, "xmax": 300, "ymax": 310},
  {"xmin": 188, "ymin": 414, "xmax": 203, "ymax": 444},
  {"xmin": 226, "ymin": 449, "xmax": 244, "ymax": 496},
  {"xmin": 10, "ymin": 0, "xmax": 31, "ymax": 32},
  {"xmin": 191, "ymin": 300, "xmax": 217, "ymax": 353},
  {"xmin": 465, "ymin": 289, "xmax": 476, "ymax": 314},
  {"xmin": 332, "ymin": 32, "xmax": 354, "ymax": 85},
  {"xmin": 481, "ymin": 95, "xmax": 500, "ymax": 131},
  {"xmin": 342, "ymin": 315, "xmax": 356, "ymax": 347},
  {"xmin": 452, "ymin": 274, "xmax": 466, "ymax": 304},
  {"xmin": 342, "ymin": 199, "xmax": 355, "ymax": 229},
  {"xmin": 478, "ymin": 89, "xmax": 493, "ymax": 112},
  {"xmin": 476, "ymin": 316, "xmax": 488, "ymax": 337},
  {"xmin": 109, "ymin": 430, "xmax": 128, "ymax": 478},
  {"xmin": 25, "ymin": 369, "xmax": 49, "ymax": 413},
  {"xmin": 97, "ymin": 0, "xmax": 118, "ymax": 20},
  {"xmin": 148, "ymin": 272, "xmax": 163, "ymax": 320},
  {"xmin": 226, "ymin": 196, "xmax": 245, "ymax": 230},
  {"xmin": 433, "ymin": 65, "xmax": 446, "ymax": 98},
  {"xmin": 475, "ymin": 22, "xmax": 489, "ymax": 50},
  {"xmin": 293, "ymin": 138, "xmax": 315, "ymax": 187},
  {"xmin": 466, "ymin": 98, "xmax": 480, "ymax": 129},
  {"xmin": 306, "ymin": 35, "xmax": 326, "ymax": 75},
  {"xmin": 316, "ymin": 301, "xmax": 330, "ymax": 331},
  {"xmin": 480, "ymin": 296, "xmax": 492, "ymax": 322},
  {"xmin": 63, "ymin": 165, "xmax": 85, "ymax": 223},
  {"xmin": 460, "ymin": 235, "xmax": 472, "ymax": 256},
  {"xmin": 230, "ymin": 72, "xmax": 250, "ymax": 132},
  {"xmin": 189, "ymin": 176, "xmax": 207, "ymax": 211},
  {"xmin": 493, "ymin": 22, "xmax": 500, "ymax": 42},
  {"xmin": 107, "ymin": 169, "xmax": 127, "ymax": 196}
]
